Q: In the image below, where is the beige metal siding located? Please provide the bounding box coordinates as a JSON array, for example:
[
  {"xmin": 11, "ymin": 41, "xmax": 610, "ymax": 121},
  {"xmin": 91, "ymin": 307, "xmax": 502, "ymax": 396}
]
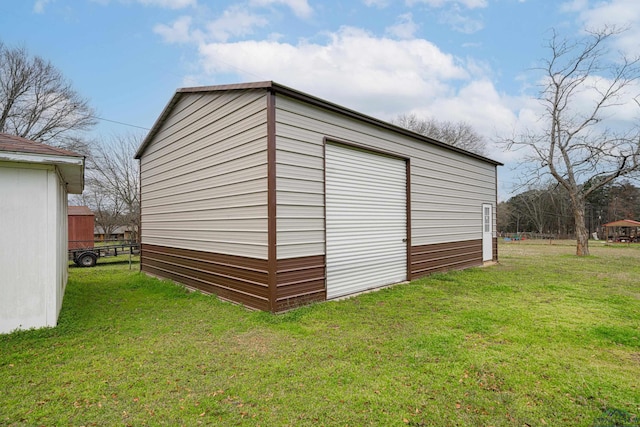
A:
[
  {"xmin": 274, "ymin": 94, "xmax": 497, "ymax": 258},
  {"xmin": 140, "ymin": 90, "xmax": 269, "ymax": 259},
  {"xmin": 275, "ymin": 126, "xmax": 325, "ymax": 259}
]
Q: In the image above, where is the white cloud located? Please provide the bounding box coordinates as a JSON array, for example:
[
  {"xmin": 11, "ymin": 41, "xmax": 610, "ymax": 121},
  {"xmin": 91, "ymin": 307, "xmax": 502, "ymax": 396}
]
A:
[
  {"xmin": 137, "ymin": 0, "xmax": 196, "ymax": 8},
  {"xmin": 156, "ymin": 18, "xmax": 540, "ymax": 197},
  {"xmin": 427, "ymin": 80, "xmax": 519, "ymax": 138},
  {"xmin": 406, "ymin": 0, "xmax": 488, "ymax": 9},
  {"xmin": 385, "ymin": 13, "xmax": 419, "ymax": 39},
  {"xmin": 90, "ymin": 0, "xmax": 196, "ymax": 7},
  {"xmin": 249, "ymin": 0, "xmax": 313, "ymax": 18},
  {"xmin": 153, "ymin": 5, "xmax": 272, "ymax": 44},
  {"xmin": 548, "ymin": 74, "xmax": 640, "ymax": 129},
  {"xmin": 363, "ymin": 0, "xmax": 390, "ymax": 7},
  {"xmin": 554, "ymin": 0, "xmax": 640, "ymax": 128},
  {"xmin": 559, "ymin": 0, "xmax": 588, "ymax": 13},
  {"xmin": 189, "ymin": 25, "xmax": 546, "ymax": 168},
  {"xmin": 197, "ymin": 26, "xmax": 472, "ymax": 115},
  {"xmin": 405, "ymin": 0, "xmax": 485, "ymax": 33},
  {"xmin": 439, "ymin": 7, "xmax": 483, "ymax": 33},
  {"xmin": 154, "ymin": 15, "xmax": 194, "ymax": 43},
  {"xmin": 565, "ymin": 0, "xmax": 640, "ymax": 57},
  {"xmin": 33, "ymin": 0, "xmax": 52, "ymax": 13},
  {"xmin": 205, "ymin": 6, "xmax": 269, "ymax": 42},
  {"xmin": 398, "ymin": 79, "xmax": 537, "ymax": 193}
]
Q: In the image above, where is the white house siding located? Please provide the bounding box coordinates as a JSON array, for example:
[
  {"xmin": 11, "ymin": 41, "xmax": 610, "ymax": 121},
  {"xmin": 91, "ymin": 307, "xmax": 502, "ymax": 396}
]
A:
[
  {"xmin": 0, "ymin": 163, "xmax": 67, "ymax": 333},
  {"xmin": 53, "ymin": 169, "xmax": 68, "ymax": 321},
  {"xmin": 274, "ymin": 94, "xmax": 496, "ymax": 258},
  {"xmin": 140, "ymin": 90, "xmax": 270, "ymax": 259}
]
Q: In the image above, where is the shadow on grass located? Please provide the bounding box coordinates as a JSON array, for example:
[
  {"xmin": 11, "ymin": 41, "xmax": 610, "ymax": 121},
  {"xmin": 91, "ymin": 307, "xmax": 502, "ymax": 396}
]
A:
[{"xmin": 593, "ymin": 407, "xmax": 639, "ymax": 427}]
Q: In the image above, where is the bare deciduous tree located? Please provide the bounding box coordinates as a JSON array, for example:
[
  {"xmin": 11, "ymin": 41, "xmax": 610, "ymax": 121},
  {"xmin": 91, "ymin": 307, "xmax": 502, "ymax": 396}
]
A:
[
  {"xmin": 92, "ymin": 134, "xmax": 141, "ymax": 242},
  {"xmin": 71, "ymin": 134, "xmax": 141, "ymax": 242},
  {"xmin": 74, "ymin": 186, "xmax": 125, "ymax": 241},
  {"xmin": 515, "ymin": 188, "xmax": 549, "ymax": 235},
  {"xmin": 504, "ymin": 26, "xmax": 640, "ymax": 255},
  {"xmin": 0, "ymin": 42, "xmax": 95, "ymax": 153},
  {"xmin": 393, "ymin": 113, "xmax": 487, "ymax": 155}
]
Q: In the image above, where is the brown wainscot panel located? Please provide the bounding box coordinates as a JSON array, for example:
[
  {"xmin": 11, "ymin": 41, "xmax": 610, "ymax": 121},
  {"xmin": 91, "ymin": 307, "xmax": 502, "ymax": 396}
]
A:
[
  {"xmin": 141, "ymin": 244, "xmax": 270, "ymax": 311},
  {"xmin": 275, "ymin": 255, "xmax": 326, "ymax": 312},
  {"xmin": 493, "ymin": 237, "xmax": 498, "ymax": 262},
  {"xmin": 411, "ymin": 240, "xmax": 483, "ymax": 279}
]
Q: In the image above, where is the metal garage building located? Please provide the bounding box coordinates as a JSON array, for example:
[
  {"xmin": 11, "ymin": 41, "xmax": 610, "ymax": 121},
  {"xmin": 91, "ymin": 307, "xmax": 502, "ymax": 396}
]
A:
[{"xmin": 135, "ymin": 81, "xmax": 501, "ymax": 312}]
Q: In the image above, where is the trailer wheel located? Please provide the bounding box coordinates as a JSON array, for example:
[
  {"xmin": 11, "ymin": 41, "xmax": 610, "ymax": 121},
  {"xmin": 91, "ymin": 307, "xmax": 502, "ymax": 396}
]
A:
[{"xmin": 76, "ymin": 252, "xmax": 97, "ymax": 267}]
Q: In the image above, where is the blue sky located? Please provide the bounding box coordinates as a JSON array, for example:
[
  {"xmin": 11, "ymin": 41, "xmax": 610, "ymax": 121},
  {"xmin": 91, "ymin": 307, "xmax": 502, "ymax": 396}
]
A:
[{"xmin": 2, "ymin": 0, "xmax": 639, "ymax": 199}]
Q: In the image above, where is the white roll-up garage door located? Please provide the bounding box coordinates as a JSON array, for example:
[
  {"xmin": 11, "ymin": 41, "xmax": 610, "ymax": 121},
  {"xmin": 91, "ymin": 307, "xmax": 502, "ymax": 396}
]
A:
[{"xmin": 325, "ymin": 143, "xmax": 407, "ymax": 299}]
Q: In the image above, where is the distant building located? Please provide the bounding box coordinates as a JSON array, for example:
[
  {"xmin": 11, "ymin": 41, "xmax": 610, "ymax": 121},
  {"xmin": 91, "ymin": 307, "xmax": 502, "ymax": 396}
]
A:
[
  {"xmin": 68, "ymin": 206, "xmax": 95, "ymax": 250},
  {"xmin": 94, "ymin": 225, "xmax": 135, "ymax": 242}
]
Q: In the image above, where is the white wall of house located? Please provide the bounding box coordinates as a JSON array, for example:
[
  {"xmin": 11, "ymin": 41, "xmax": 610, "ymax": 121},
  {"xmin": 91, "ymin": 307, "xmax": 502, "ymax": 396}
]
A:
[{"xmin": 0, "ymin": 161, "xmax": 68, "ymax": 334}]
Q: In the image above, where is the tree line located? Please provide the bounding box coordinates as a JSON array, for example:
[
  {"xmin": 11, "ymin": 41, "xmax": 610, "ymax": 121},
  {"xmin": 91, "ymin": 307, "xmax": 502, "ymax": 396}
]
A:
[{"xmin": 498, "ymin": 180, "xmax": 640, "ymax": 239}]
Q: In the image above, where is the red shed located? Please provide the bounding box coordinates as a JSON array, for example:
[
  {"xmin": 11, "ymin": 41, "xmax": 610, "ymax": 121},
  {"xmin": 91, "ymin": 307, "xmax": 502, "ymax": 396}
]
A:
[{"xmin": 68, "ymin": 206, "xmax": 95, "ymax": 250}]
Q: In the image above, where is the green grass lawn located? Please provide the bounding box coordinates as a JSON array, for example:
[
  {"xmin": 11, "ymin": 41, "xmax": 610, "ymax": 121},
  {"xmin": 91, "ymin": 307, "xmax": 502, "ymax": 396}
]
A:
[{"xmin": 1, "ymin": 241, "xmax": 639, "ymax": 426}]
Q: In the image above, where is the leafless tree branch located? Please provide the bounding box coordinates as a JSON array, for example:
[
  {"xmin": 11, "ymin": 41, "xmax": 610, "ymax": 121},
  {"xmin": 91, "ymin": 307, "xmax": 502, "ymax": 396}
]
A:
[
  {"xmin": 392, "ymin": 113, "xmax": 487, "ymax": 156},
  {"xmin": 0, "ymin": 41, "xmax": 96, "ymax": 153}
]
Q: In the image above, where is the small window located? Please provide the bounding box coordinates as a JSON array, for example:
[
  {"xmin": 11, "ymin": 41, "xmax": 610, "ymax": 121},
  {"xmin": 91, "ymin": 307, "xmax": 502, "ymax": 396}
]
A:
[{"xmin": 484, "ymin": 206, "xmax": 491, "ymax": 233}]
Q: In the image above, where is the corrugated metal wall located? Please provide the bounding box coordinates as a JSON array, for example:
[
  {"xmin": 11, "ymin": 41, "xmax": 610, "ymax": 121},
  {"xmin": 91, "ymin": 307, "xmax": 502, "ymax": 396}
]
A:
[
  {"xmin": 137, "ymin": 84, "xmax": 498, "ymax": 311},
  {"xmin": 275, "ymin": 114, "xmax": 326, "ymax": 259},
  {"xmin": 140, "ymin": 90, "xmax": 270, "ymax": 259},
  {"xmin": 274, "ymin": 94, "xmax": 496, "ymax": 257},
  {"xmin": 68, "ymin": 213, "xmax": 94, "ymax": 250},
  {"xmin": 325, "ymin": 143, "xmax": 407, "ymax": 299}
]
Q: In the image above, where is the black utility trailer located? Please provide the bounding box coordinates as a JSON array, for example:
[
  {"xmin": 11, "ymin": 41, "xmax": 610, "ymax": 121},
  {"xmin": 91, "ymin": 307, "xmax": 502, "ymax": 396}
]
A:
[{"xmin": 69, "ymin": 242, "xmax": 140, "ymax": 267}]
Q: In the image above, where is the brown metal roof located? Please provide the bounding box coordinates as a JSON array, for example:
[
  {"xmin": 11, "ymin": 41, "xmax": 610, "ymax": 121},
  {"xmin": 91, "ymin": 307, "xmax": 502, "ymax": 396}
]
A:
[
  {"xmin": 0, "ymin": 133, "xmax": 83, "ymax": 158},
  {"xmin": 603, "ymin": 219, "xmax": 640, "ymax": 227},
  {"xmin": 135, "ymin": 81, "xmax": 503, "ymax": 166},
  {"xmin": 68, "ymin": 206, "xmax": 94, "ymax": 216}
]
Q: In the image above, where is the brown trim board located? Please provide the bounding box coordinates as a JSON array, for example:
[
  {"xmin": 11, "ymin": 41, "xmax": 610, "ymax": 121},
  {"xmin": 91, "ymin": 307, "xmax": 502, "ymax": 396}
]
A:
[
  {"xmin": 406, "ymin": 158, "xmax": 412, "ymax": 281},
  {"xmin": 142, "ymin": 238, "xmax": 484, "ymax": 310},
  {"xmin": 142, "ymin": 244, "xmax": 270, "ymax": 310},
  {"xmin": 275, "ymin": 255, "xmax": 326, "ymax": 312},
  {"xmin": 411, "ymin": 240, "xmax": 483, "ymax": 279},
  {"xmin": 494, "ymin": 165, "xmax": 499, "ymax": 263},
  {"xmin": 267, "ymin": 89, "xmax": 277, "ymax": 312},
  {"xmin": 138, "ymin": 158, "xmax": 143, "ymax": 272},
  {"xmin": 141, "ymin": 244, "xmax": 326, "ymax": 313}
]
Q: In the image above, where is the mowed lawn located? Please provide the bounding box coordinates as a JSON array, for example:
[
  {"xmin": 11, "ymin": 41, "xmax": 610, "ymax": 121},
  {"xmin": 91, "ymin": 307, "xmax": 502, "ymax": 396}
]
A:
[{"xmin": 1, "ymin": 242, "xmax": 639, "ymax": 426}]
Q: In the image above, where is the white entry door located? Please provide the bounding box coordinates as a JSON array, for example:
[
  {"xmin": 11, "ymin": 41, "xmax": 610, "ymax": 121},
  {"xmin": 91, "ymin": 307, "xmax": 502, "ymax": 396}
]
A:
[
  {"xmin": 325, "ymin": 143, "xmax": 407, "ymax": 299},
  {"xmin": 482, "ymin": 203, "xmax": 493, "ymax": 261}
]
